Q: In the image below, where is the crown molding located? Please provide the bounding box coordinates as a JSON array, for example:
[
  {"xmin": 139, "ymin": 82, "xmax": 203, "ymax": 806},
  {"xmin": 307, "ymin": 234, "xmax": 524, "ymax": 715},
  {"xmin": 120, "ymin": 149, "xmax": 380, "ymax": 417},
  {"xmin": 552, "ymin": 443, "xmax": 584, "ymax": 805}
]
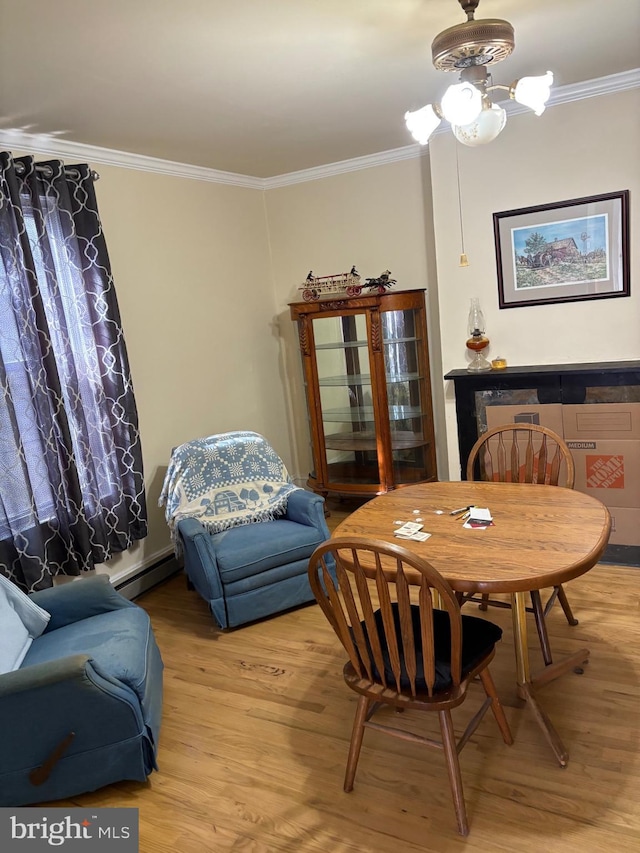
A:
[
  {"xmin": 262, "ymin": 144, "xmax": 427, "ymax": 189},
  {"xmin": 550, "ymin": 68, "xmax": 640, "ymax": 105},
  {"xmin": 0, "ymin": 69, "xmax": 637, "ymax": 190},
  {"xmin": 0, "ymin": 130, "xmax": 264, "ymax": 189}
]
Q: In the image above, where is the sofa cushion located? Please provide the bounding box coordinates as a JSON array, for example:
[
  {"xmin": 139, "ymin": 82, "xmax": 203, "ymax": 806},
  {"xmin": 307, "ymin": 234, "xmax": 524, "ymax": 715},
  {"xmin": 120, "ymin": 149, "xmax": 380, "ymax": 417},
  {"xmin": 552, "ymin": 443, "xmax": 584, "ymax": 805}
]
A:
[
  {"xmin": 211, "ymin": 519, "xmax": 326, "ymax": 583},
  {"xmin": 22, "ymin": 607, "xmax": 154, "ymax": 706},
  {"xmin": 0, "ymin": 574, "xmax": 51, "ymax": 674}
]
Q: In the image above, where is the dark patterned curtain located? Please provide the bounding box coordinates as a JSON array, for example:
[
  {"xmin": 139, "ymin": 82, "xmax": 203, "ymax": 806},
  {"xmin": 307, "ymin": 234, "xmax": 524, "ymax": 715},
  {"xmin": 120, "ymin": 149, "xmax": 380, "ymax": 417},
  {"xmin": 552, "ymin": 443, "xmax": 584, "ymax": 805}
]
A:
[{"xmin": 0, "ymin": 153, "xmax": 147, "ymax": 592}]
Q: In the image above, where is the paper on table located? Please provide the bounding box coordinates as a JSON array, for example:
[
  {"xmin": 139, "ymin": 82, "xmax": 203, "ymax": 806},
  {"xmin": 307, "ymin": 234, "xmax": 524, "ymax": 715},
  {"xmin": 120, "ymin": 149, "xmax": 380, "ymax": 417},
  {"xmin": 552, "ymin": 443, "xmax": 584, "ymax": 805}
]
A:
[
  {"xmin": 468, "ymin": 507, "xmax": 492, "ymax": 521},
  {"xmin": 395, "ymin": 522, "xmax": 423, "ymax": 536},
  {"xmin": 463, "ymin": 506, "xmax": 493, "ymax": 529},
  {"xmin": 395, "ymin": 531, "xmax": 432, "ymax": 542}
]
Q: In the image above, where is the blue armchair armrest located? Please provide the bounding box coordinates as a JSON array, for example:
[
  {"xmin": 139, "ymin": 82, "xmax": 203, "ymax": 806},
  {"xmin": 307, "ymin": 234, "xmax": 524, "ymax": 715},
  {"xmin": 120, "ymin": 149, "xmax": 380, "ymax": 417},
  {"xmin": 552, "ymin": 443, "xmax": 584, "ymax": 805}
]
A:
[
  {"xmin": 0, "ymin": 655, "xmax": 143, "ymax": 730},
  {"xmin": 0, "ymin": 654, "xmax": 94, "ymax": 698},
  {"xmin": 30, "ymin": 574, "xmax": 135, "ymax": 633},
  {"xmin": 285, "ymin": 488, "xmax": 329, "ymax": 536},
  {"xmin": 177, "ymin": 518, "xmax": 227, "ymax": 625}
]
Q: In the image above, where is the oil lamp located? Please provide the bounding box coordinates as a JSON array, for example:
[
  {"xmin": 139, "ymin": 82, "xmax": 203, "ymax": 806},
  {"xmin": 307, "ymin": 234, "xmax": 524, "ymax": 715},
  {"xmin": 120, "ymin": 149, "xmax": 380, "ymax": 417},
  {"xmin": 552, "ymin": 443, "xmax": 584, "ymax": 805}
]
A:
[{"xmin": 466, "ymin": 298, "xmax": 491, "ymax": 372}]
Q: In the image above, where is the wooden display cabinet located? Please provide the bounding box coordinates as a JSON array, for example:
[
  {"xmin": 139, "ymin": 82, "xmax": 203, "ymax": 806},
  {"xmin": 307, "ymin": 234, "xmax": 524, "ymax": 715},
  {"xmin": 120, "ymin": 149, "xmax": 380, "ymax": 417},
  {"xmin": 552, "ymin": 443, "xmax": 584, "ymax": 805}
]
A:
[{"xmin": 289, "ymin": 288, "xmax": 437, "ymax": 497}]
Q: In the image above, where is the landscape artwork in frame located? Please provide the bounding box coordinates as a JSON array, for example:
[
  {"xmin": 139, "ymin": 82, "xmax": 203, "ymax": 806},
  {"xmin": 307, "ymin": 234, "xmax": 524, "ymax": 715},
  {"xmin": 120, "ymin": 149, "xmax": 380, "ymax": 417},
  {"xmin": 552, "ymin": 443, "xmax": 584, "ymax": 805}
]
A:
[{"xmin": 493, "ymin": 191, "xmax": 629, "ymax": 309}]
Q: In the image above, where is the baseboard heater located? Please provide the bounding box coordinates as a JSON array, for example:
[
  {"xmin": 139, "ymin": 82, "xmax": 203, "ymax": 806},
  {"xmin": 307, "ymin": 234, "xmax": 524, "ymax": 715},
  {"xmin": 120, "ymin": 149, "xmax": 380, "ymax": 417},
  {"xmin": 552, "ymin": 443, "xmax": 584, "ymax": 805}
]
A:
[{"xmin": 114, "ymin": 554, "xmax": 181, "ymax": 601}]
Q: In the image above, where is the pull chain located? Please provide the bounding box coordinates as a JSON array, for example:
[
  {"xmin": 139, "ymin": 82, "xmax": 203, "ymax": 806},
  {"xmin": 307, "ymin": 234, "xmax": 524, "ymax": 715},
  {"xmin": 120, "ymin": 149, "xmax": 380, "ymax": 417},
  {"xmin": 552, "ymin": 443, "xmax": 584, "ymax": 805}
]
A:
[{"xmin": 456, "ymin": 144, "xmax": 468, "ymax": 267}]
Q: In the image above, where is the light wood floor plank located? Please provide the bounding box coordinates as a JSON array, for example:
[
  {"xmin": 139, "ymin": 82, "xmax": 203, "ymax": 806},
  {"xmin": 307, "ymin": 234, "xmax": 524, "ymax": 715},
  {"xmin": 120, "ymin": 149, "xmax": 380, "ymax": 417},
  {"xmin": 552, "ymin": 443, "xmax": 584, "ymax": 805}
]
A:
[{"xmin": 46, "ymin": 501, "xmax": 640, "ymax": 851}]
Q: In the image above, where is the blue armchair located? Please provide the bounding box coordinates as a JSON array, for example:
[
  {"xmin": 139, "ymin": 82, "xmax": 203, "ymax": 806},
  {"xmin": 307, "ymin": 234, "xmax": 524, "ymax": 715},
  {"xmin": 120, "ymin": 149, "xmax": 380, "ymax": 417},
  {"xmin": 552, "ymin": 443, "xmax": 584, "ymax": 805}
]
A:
[
  {"xmin": 161, "ymin": 430, "xmax": 332, "ymax": 630},
  {"xmin": 0, "ymin": 575, "xmax": 163, "ymax": 806},
  {"xmin": 178, "ymin": 487, "xmax": 331, "ymax": 628}
]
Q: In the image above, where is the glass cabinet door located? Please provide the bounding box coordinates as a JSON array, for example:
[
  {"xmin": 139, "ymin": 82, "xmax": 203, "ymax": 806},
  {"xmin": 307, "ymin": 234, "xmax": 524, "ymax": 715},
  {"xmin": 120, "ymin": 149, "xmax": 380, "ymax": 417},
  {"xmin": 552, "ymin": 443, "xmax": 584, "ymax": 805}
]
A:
[
  {"xmin": 382, "ymin": 306, "xmax": 436, "ymax": 485},
  {"xmin": 312, "ymin": 311, "xmax": 381, "ymax": 487}
]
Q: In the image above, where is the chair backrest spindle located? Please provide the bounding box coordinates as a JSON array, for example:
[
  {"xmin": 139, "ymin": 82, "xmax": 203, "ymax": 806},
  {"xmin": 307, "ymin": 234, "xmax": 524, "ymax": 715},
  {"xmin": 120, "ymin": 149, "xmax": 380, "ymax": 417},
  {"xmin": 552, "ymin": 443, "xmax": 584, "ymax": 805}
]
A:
[{"xmin": 467, "ymin": 423, "xmax": 575, "ymax": 488}]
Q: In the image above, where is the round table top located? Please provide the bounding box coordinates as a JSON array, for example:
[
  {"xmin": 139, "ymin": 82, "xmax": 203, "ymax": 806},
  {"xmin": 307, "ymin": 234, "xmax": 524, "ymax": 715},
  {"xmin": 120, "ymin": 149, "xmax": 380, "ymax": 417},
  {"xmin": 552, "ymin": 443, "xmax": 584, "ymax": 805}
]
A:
[{"xmin": 332, "ymin": 481, "xmax": 612, "ymax": 593}]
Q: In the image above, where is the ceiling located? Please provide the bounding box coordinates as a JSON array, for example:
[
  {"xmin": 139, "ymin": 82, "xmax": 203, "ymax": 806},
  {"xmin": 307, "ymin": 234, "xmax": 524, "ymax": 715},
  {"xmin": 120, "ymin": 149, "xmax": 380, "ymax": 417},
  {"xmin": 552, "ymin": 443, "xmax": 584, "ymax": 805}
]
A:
[{"xmin": 0, "ymin": 0, "xmax": 638, "ymax": 178}]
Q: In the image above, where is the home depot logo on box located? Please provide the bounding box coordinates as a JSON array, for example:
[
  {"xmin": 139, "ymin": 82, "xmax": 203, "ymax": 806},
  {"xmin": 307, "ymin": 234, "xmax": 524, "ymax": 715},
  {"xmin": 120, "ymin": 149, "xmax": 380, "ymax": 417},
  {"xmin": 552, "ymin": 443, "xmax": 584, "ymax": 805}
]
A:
[
  {"xmin": 585, "ymin": 454, "xmax": 624, "ymax": 489},
  {"xmin": 566, "ymin": 439, "xmax": 640, "ymax": 508}
]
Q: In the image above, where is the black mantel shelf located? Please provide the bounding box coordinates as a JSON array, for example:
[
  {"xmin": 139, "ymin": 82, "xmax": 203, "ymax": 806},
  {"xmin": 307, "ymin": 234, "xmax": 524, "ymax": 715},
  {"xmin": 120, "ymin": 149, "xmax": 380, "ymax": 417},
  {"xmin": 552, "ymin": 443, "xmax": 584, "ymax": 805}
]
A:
[{"xmin": 445, "ymin": 359, "xmax": 640, "ymax": 380}]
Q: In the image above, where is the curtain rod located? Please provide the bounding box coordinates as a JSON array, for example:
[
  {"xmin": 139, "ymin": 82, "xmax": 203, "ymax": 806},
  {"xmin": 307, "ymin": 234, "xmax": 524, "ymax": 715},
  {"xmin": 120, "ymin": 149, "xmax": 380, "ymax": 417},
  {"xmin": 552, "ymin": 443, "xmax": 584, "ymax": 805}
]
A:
[{"xmin": 13, "ymin": 162, "xmax": 100, "ymax": 181}]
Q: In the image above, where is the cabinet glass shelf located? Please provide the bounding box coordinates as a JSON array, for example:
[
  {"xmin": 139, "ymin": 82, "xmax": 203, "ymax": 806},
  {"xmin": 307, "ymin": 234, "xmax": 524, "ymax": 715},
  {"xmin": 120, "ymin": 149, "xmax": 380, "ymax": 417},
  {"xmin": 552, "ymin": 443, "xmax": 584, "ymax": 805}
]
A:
[
  {"xmin": 319, "ymin": 372, "xmax": 423, "ymax": 386},
  {"xmin": 315, "ymin": 336, "xmax": 423, "ymax": 350},
  {"xmin": 321, "ymin": 405, "xmax": 424, "ymax": 422},
  {"xmin": 324, "ymin": 431, "xmax": 429, "ymax": 452}
]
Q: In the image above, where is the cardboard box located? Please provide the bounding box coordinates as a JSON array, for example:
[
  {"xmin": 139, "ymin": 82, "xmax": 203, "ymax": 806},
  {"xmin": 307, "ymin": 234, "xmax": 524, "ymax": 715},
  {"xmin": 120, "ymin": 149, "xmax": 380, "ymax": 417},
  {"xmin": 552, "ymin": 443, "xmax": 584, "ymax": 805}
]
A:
[
  {"xmin": 565, "ymin": 439, "xmax": 640, "ymax": 508},
  {"xmin": 485, "ymin": 403, "xmax": 564, "ymax": 437},
  {"xmin": 607, "ymin": 506, "xmax": 640, "ymax": 547},
  {"xmin": 562, "ymin": 403, "xmax": 640, "ymax": 440}
]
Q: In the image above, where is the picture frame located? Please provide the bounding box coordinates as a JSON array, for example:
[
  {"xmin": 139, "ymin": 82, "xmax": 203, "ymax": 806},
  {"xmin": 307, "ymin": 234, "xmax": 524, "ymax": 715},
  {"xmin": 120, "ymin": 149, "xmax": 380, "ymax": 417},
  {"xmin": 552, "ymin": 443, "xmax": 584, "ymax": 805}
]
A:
[{"xmin": 493, "ymin": 190, "xmax": 630, "ymax": 309}]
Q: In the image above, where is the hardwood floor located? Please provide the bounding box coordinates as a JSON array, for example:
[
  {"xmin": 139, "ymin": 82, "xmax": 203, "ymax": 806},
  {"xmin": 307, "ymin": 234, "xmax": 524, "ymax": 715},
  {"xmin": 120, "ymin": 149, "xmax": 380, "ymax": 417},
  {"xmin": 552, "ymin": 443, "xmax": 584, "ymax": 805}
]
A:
[{"xmin": 55, "ymin": 500, "xmax": 640, "ymax": 851}]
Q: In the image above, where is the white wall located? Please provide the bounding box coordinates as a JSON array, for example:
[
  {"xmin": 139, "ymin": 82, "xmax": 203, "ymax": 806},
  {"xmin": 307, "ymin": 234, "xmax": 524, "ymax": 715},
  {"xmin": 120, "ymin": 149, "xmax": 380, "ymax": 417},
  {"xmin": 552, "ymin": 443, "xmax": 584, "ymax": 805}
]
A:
[{"xmin": 429, "ymin": 88, "xmax": 640, "ymax": 477}]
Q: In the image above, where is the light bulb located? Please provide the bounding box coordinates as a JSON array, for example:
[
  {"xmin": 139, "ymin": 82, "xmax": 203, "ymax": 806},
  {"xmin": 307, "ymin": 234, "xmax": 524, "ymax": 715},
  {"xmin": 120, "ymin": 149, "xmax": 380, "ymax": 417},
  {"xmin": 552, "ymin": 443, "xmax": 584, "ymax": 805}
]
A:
[
  {"xmin": 440, "ymin": 82, "xmax": 483, "ymax": 127},
  {"xmin": 404, "ymin": 104, "xmax": 441, "ymax": 145},
  {"xmin": 512, "ymin": 71, "xmax": 554, "ymax": 116}
]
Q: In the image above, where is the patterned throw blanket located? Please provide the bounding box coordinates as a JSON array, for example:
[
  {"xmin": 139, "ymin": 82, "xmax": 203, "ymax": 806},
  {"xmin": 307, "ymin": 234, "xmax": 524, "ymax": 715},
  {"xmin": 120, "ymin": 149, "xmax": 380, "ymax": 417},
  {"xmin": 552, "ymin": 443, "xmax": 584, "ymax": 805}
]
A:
[{"xmin": 159, "ymin": 431, "xmax": 300, "ymax": 547}]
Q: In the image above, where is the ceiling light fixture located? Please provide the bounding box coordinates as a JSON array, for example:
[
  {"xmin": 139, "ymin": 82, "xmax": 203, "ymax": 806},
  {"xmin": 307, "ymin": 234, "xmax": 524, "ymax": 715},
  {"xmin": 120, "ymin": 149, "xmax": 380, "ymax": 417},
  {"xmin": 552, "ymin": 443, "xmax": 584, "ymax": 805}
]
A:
[{"xmin": 405, "ymin": 0, "xmax": 553, "ymax": 147}]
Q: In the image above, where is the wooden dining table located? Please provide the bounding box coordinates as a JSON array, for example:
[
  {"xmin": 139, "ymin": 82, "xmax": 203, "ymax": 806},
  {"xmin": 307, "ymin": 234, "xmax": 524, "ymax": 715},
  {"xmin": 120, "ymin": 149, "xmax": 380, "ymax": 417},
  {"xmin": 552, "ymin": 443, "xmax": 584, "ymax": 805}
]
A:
[{"xmin": 332, "ymin": 480, "xmax": 612, "ymax": 766}]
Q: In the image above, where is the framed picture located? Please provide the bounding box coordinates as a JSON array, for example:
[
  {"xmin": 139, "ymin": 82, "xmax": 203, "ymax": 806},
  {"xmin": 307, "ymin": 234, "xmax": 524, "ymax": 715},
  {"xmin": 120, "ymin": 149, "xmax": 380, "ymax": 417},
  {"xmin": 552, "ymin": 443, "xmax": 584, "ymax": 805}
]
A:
[{"xmin": 493, "ymin": 190, "xmax": 630, "ymax": 309}]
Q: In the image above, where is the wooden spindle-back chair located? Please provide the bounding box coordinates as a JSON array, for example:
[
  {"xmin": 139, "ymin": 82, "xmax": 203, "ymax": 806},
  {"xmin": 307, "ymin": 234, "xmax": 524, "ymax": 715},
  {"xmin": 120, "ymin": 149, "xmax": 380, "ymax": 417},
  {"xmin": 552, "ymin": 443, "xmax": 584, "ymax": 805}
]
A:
[
  {"xmin": 465, "ymin": 423, "xmax": 578, "ymax": 665},
  {"xmin": 308, "ymin": 536, "xmax": 513, "ymax": 837}
]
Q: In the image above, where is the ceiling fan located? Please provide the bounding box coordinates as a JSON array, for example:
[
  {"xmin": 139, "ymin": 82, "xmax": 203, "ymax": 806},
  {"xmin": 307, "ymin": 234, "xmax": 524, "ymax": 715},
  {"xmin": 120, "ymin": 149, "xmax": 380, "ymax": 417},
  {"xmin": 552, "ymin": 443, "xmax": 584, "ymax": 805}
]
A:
[{"xmin": 405, "ymin": 0, "xmax": 553, "ymax": 147}]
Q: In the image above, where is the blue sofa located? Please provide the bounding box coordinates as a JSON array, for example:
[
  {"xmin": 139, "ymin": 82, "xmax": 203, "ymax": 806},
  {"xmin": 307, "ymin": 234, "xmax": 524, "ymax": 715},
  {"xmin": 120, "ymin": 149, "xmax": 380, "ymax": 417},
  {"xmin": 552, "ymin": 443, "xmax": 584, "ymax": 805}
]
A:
[
  {"xmin": 0, "ymin": 575, "xmax": 163, "ymax": 806},
  {"xmin": 178, "ymin": 488, "xmax": 331, "ymax": 629}
]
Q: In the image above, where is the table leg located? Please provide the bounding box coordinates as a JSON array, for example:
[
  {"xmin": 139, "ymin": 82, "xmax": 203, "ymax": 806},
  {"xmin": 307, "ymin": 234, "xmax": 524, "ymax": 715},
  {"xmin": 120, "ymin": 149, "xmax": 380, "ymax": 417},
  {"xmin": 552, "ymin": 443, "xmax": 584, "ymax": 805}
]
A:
[
  {"xmin": 510, "ymin": 592, "xmax": 530, "ymax": 685},
  {"xmin": 510, "ymin": 592, "xmax": 569, "ymax": 768}
]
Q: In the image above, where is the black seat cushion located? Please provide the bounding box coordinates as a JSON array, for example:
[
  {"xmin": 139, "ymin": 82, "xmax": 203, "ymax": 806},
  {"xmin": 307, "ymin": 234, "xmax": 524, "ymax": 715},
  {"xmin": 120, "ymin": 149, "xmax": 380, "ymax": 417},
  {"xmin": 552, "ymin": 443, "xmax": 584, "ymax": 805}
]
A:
[{"xmin": 359, "ymin": 603, "xmax": 502, "ymax": 694}]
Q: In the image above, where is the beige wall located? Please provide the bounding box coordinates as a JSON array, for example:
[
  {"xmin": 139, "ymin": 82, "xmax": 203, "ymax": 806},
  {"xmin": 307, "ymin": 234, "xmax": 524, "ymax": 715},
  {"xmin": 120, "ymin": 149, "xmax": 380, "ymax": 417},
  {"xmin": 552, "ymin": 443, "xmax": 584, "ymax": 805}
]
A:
[
  {"xmin": 265, "ymin": 157, "xmax": 448, "ymax": 484},
  {"xmin": 12, "ymin": 85, "xmax": 638, "ymax": 583},
  {"xmin": 87, "ymin": 167, "xmax": 289, "ymax": 582},
  {"xmin": 429, "ymin": 88, "xmax": 640, "ymax": 478}
]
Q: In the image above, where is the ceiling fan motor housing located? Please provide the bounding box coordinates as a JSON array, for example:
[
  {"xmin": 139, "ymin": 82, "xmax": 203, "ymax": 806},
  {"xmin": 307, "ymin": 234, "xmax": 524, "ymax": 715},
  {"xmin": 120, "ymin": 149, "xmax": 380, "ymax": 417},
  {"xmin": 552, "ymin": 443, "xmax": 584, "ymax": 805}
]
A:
[{"xmin": 431, "ymin": 17, "xmax": 515, "ymax": 71}]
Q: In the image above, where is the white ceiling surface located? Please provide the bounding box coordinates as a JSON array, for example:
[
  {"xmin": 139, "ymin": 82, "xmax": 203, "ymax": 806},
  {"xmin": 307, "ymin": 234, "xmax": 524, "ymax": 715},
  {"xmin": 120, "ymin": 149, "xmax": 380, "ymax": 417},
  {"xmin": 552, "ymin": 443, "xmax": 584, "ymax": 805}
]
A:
[{"xmin": 0, "ymin": 0, "xmax": 638, "ymax": 179}]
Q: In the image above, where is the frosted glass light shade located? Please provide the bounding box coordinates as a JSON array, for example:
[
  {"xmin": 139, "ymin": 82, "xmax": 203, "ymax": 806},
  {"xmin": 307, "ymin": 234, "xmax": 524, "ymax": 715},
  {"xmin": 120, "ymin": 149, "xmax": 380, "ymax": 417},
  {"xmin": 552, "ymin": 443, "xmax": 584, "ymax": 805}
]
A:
[
  {"xmin": 512, "ymin": 71, "xmax": 554, "ymax": 115},
  {"xmin": 440, "ymin": 82, "xmax": 483, "ymax": 126},
  {"xmin": 452, "ymin": 103, "xmax": 507, "ymax": 147},
  {"xmin": 404, "ymin": 104, "xmax": 441, "ymax": 145}
]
